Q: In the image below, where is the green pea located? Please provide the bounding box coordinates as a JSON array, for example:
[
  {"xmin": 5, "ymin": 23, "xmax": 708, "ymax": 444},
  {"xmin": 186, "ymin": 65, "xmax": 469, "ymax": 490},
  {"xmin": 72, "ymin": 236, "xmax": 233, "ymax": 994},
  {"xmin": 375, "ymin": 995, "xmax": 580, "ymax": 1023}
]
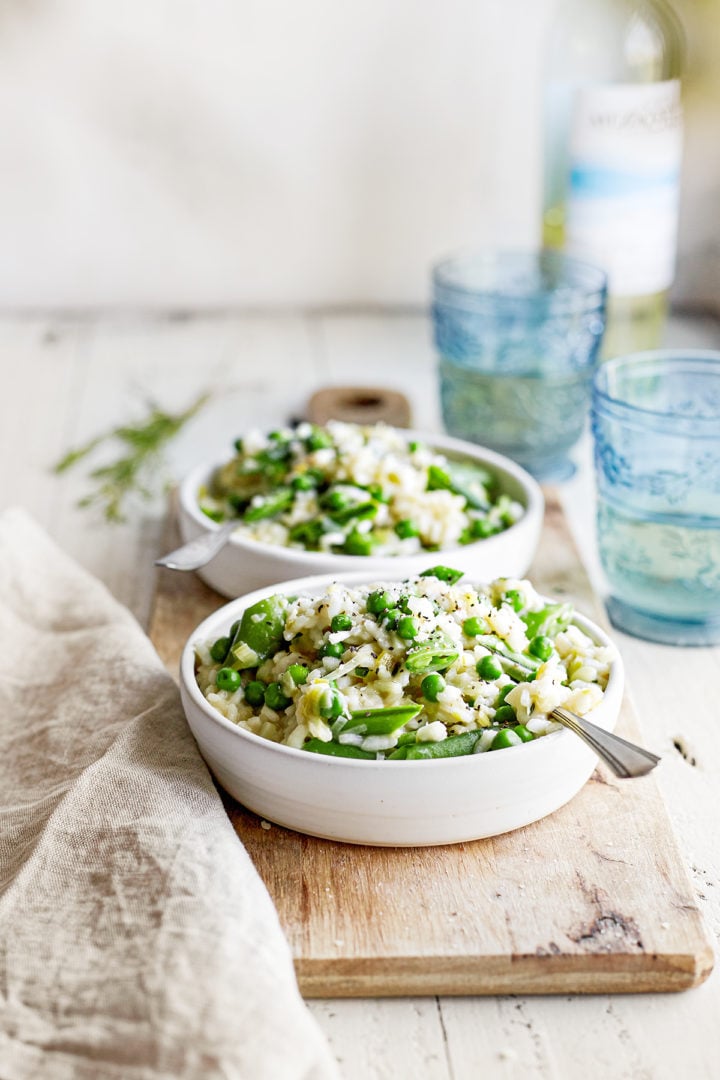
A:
[
  {"xmin": 514, "ymin": 724, "xmax": 534, "ymax": 743},
  {"xmin": 408, "ymin": 440, "xmax": 420, "ymax": 452},
  {"xmin": 528, "ymin": 635, "xmax": 554, "ymax": 662},
  {"xmin": 367, "ymin": 589, "xmax": 392, "ymax": 615},
  {"xmin": 477, "ymin": 655, "xmax": 503, "ymax": 680},
  {"xmin": 470, "ymin": 518, "xmax": 495, "ymax": 539},
  {"xmin": 291, "ymin": 473, "xmax": 317, "ymax": 491},
  {"xmin": 343, "ymin": 530, "xmax": 374, "ymax": 556},
  {"xmin": 305, "ymin": 428, "xmax": 333, "ymax": 451},
  {"xmin": 395, "ymin": 519, "xmax": 419, "ymax": 539},
  {"xmin": 324, "ymin": 489, "xmax": 348, "ymax": 511},
  {"xmin": 381, "ymin": 607, "xmax": 403, "ymax": 630},
  {"xmin": 421, "ymin": 673, "xmax": 446, "ymax": 701},
  {"xmin": 287, "ymin": 664, "xmax": 309, "ymax": 685},
  {"xmin": 320, "ymin": 640, "xmax": 345, "ymax": 659},
  {"xmin": 265, "ymin": 682, "xmax": 292, "ymax": 711},
  {"xmin": 367, "ymin": 483, "xmax": 389, "ymax": 503},
  {"xmin": 495, "ymin": 684, "xmax": 515, "ymax": 706},
  {"xmin": 504, "ymin": 589, "xmax": 524, "ymax": 612},
  {"xmin": 319, "ymin": 687, "xmax": 345, "ymax": 720},
  {"xmin": 354, "ymin": 666, "xmax": 370, "ymax": 677},
  {"xmin": 494, "ymin": 704, "xmax": 516, "ymax": 725},
  {"xmin": 330, "ymin": 613, "xmax": 353, "ymax": 632},
  {"xmin": 210, "ymin": 636, "xmax": 231, "ymax": 663},
  {"xmin": 490, "ymin": 728, "xmax": 523, "ymax": 750},
  {"xmin": 463, "ymin": 616, "xmax": 486, "ymax": 637},
  {"xmin": 216, "ymin": 667, "xmax": 241, "ymax": 692},
  {"xmin": 397, "ymin": 616, "xmax": 418, "ymax": 639},
  {"xmin": 244, "ymin": 680, "xmax": 266, "ymax": 707}
]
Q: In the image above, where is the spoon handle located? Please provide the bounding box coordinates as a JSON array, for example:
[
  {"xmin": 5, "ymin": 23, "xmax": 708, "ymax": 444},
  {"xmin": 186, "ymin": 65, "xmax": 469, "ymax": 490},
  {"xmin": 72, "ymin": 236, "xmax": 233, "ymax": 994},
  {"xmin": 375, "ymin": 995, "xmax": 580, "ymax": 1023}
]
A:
[
  {"xmin": 154, "ymin": 520, "xmax": 237, "ymax": 571},
  {"xmin": 550, "ymin": 706, "xmax": 661, "ymax": 779}
]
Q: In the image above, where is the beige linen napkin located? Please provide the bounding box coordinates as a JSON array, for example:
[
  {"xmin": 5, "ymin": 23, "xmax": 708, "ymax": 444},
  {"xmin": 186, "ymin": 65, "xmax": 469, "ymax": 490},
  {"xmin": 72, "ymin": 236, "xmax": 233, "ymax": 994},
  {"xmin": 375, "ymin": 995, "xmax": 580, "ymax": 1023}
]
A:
[{"xmin": 0, "ymin": 509, "xmax": 338, "ymax": 1080}]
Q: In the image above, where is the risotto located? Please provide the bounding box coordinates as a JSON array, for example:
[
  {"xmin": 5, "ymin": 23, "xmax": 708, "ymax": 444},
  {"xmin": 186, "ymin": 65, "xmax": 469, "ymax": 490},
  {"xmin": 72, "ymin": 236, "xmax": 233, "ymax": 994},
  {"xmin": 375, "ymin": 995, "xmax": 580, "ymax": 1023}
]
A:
[
  {"xmin": 197, "ymin": 421, "xmax": 523, "ymax": 555},
  {"xmin": 195, "ymin": 567, "xmax": 613, "ymax": 760}
]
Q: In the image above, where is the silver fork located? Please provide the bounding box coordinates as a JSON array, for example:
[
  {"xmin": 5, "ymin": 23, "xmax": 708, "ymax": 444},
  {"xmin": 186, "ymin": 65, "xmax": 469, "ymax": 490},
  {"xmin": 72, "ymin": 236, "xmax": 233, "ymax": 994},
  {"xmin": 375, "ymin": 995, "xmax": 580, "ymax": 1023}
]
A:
[
  {"xmin": 154, "ymin": 520, "xmax": 238, "ymax": 572},
  {"xmin": 551, "ymin": 706, "xmax": 660, "ymax": 778}
]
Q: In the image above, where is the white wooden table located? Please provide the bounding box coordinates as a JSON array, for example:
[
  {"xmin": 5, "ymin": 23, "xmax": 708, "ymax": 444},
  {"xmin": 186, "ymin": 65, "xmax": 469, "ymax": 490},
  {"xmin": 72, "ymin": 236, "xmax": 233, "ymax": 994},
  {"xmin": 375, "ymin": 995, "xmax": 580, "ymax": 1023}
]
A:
[{"xmin": 2, "ymin": 311, "xmax": 719, "ymax": 1079}]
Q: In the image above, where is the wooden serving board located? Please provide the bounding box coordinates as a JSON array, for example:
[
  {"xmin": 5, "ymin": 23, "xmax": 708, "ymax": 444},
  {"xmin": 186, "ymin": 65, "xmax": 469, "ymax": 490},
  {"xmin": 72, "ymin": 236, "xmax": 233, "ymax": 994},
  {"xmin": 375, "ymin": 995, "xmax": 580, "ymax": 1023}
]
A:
[{"xmin": 149, "ymin": 490, "xmax": 714, "ymax": 997}]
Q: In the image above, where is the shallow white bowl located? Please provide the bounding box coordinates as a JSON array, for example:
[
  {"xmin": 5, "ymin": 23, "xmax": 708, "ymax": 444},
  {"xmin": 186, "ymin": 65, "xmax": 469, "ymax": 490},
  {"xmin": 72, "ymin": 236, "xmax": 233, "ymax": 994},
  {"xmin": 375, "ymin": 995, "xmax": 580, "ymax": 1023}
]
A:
[
  {"xmin": 179, "ymin": 571, "xmax": 624, "ymax": 847},
  {"xmin": 177, "ymin": 430, "xmax": 544, "ymax": 599}
]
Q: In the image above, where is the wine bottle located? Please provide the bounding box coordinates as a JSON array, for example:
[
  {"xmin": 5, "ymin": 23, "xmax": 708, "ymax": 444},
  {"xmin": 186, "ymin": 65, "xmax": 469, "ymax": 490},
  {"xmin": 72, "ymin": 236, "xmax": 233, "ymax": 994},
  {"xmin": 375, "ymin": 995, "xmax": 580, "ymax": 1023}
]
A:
[{"xmin": 542, "ymin": 0, "xmax": 684, "ymax": 357}]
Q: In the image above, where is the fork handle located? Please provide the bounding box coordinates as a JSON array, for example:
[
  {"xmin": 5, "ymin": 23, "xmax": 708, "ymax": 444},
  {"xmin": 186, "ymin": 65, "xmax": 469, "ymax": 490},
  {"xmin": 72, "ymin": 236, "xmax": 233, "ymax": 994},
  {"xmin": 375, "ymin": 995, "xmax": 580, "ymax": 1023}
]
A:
[{"xmin": 551, "ymin": 707, "xmax": 661, "ymax": 779}]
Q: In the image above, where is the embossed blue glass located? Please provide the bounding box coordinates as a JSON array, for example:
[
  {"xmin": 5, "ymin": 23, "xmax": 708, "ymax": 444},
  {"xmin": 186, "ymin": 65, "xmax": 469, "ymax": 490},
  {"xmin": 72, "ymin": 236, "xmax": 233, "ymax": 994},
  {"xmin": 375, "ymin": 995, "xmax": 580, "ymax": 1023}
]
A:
[
  {"xmin": 433, "ymin": 251, "xmax": 607, "ymax": 480},
  {"xmin": 592, "ymin": 351, "xmax": 720, "ymax": 645}
]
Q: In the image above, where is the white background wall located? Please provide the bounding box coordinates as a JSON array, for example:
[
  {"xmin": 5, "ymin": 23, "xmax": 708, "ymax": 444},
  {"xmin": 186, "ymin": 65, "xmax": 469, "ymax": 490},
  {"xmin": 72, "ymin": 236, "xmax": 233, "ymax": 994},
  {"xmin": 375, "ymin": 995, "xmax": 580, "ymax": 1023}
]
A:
[{"xmin": 0, "ymin": 0, "xmax": 716, "ymax": 310}]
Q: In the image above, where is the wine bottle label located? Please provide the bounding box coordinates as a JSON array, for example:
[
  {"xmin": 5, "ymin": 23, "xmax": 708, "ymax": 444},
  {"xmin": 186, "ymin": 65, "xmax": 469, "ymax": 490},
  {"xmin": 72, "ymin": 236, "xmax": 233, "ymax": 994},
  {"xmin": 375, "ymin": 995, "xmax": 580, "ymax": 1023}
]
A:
[{"xmin": 565, "ymin": 80, "xmax": 683, "ymax": 297}]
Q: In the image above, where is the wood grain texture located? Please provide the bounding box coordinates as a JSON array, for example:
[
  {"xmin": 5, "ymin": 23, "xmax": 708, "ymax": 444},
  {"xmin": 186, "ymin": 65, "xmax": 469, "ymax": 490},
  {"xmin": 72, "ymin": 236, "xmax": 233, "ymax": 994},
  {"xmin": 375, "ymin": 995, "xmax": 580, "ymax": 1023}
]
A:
[{"xmin": 149, "ymin": 487, "xmax": 714, "ymax": 997}]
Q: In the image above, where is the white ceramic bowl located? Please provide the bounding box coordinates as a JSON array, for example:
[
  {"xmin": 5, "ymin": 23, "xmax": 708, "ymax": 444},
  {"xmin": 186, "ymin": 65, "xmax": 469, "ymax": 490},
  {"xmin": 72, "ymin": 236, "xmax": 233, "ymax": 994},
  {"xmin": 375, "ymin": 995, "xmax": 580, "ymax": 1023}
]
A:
[
  {"xmin": 179, "ymin": 571, "xmax": 624, "ymax": 847},
  {"xmin": 177, "ymin": 430, "xmax": 544, "ymax": 598}
]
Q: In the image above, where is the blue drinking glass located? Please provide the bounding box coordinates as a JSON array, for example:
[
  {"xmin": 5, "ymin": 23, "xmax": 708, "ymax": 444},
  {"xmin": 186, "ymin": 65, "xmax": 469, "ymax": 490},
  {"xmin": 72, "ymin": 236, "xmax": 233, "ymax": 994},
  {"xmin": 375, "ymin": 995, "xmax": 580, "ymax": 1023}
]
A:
[
  {"xmin": 432, "ymin": 251, "xmax": 607, "ymax": 481},
  {"xmin": 592, "ymin": 350, "xmax": 720, "ymax": 645}
]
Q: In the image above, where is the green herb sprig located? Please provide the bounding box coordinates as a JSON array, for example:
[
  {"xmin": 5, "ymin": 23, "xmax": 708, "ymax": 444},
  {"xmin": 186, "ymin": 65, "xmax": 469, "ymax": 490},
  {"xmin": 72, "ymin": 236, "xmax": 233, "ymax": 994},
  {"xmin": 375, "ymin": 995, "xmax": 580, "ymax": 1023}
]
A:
[{"xmin": 54, "ymin": 392, "xmax": 210, "ymax": 522}]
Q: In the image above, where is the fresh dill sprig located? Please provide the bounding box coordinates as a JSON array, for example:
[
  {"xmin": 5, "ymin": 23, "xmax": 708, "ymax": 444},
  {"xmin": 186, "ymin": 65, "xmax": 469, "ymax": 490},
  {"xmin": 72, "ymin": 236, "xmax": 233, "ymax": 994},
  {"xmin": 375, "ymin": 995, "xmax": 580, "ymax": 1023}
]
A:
[{"xmin": 54, "ymin": 391, "xmax": 210, "ymax": 522}]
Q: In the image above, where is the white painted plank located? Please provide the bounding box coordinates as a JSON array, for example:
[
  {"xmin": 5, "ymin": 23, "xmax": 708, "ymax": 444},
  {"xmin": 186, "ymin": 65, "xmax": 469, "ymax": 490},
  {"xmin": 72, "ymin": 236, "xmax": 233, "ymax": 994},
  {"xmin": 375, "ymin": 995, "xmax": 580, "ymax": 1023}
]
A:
[{"xmin": 308, "ymin": 999, "xmax": 451, "ymax": 1080}]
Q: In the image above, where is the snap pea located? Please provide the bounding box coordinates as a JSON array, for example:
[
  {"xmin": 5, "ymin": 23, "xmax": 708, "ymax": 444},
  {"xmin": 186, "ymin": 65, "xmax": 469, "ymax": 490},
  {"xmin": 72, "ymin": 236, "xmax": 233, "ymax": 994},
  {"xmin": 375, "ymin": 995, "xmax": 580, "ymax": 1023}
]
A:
[
  {"xmin": 329, "ymin": 501, "xmax": 378, "ymax": 525},
  {"xmin": 476, "ymin": 635, "xmax": 540, "ymax": 673},
  {"xmin": 404, "ymin": 731, "xmax": 483, "ymax": 760},
  {"xmin": 229, "ymin": 594, "xmax": 288, "ymax": 669},
  {"xmin": 303, "ymin": 738, "xmax": 376, "ymax": 759},
  {"xmin": 243, "ymin": 487, "xmax": 293, "ymax": 522},
  {"xmin": 343, "ymin": 703, "xmax": 422, "ymax": 736},
  {"xmin": 522, "ymin": 601, "xmax": 572, "ymax": 639},
  {"xmin": 419, "ymin": 565, "xmax": 464, "ymax": 585},
  {"xmin": 404, "ymin": 633, "xmax": 459, "ymax": 674},
  {"xmin": 426, "ymin": 463, "xmax": 490, "ymax": 511},
  {"xmin": 288, "ymin": 520, "xmax": 324, "ymax": 548},
  {"xmin": 387, "ymin": 746, "xmax": 409, "ymax": 760}
]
